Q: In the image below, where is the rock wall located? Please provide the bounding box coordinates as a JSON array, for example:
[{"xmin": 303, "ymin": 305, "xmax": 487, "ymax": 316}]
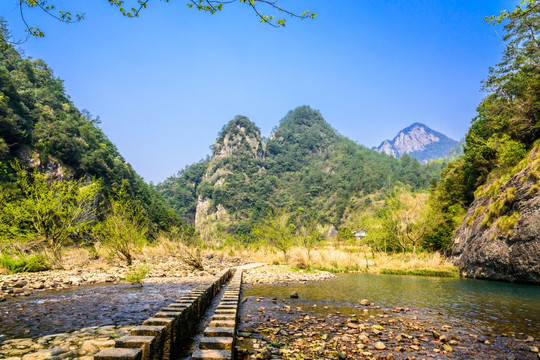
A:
[
  {"xmin": 195, "ymin": 117, "xmax": 266, "ymax": 241},
  {"xmin": 450, "ymin": 147, "xmax": 540, "ymax": 284}
]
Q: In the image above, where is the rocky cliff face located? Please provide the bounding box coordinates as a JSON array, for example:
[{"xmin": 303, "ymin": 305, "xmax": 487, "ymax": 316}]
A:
[
  {"xmin": 195, "ymin": 116, "xmax": 266, "ymax": 241},
  {"xmin": 450, "ymin": 145, "xmax": 540, "ymax": 284},
  {"xmin": 375, "ymin": 123, "xmax": 458, "ymax": 162}
]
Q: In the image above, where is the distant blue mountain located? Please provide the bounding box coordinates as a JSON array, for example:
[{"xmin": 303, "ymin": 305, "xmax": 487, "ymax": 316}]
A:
[{"xmin": 374, "ymin": 123, "xmax": 458, "ymax": 162}]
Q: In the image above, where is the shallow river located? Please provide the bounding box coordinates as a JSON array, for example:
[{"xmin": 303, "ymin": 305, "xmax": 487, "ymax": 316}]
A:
[
  {"xmin": 0, "ymin": 283, "xmax": 196, "ymax": 340},
  {"xmin": 243, "ymin": 273, "xmax": 540, "ymax": 337}
]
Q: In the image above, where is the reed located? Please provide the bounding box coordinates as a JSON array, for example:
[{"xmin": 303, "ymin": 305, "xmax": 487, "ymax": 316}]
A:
[{"xmin": 215, "ymin": 244, "xmax": 459, "ymax": 277}]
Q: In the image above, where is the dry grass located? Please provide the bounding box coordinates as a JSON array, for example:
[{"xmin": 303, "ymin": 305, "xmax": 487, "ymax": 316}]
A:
[
  {"xmin": 373, "ymin": 251, "xmax": 459, "ymax": 277},
  {"xmin": 214, "ymin": 244, "xmax": 459, "ymax": 277},
  {"xmin": 35, "ymin": 239, "xmax": 458, "ymax": 278}
]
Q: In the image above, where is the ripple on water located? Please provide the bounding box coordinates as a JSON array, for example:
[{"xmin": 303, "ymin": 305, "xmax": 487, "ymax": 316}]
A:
[{"xmin": 0, "ymin": 282, "xmax": 197, "ymax": 340}]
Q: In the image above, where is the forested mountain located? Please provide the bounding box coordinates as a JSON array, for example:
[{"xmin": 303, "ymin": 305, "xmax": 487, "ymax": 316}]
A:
[
  {"xmin": 0, "ymin": 24, "xmax": 181, "ymax": 236},
  {"xmin": 375, "ymin": 123, "xmax": 458, "ymax": 163},
  {"xmin": 158, "ymin": 106, "xmax": 444, "ymax": 239}
]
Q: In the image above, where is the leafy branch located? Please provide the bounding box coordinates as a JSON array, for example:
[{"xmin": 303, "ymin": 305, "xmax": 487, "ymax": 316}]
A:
[{"xmin": 16, "ymin": 0, "xmax": 317, "ymax": 40}]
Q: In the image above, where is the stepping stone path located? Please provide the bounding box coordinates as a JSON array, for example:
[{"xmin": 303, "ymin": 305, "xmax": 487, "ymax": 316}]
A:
[{"xmin": 94, "ymin": 264, "xmax": 262, "ymax": 360}]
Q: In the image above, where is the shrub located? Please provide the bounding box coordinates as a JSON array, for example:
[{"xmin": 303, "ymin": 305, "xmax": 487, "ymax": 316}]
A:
[
  {"xmin": 1, "ymin": 163, "xmax": 100, "ymax": 262},
  {"xmin": 495, "ymin": 211, "xmax": 520, "ymax": 238},
  {"xmin": 124, "ymin": 264, "xmax": 151, "ymax": 285},
  {"xmin": 96, "ymin": 196, "xmax": 148, "ymax": 266},
  {"xmin": 0, "ymin": 252, "xmax": 50, "ymax": 273}
]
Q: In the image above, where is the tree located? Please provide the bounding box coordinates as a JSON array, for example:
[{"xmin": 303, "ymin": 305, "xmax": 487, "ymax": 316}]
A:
[
  {"xmin": 379, "ymin": 185, "xmax": 430, "ymax": 255},
  {"xmin": 95, "ymin": 192, "xmax": 148, "ymax": 265},
  {"xmin": 14, "ymin": 0, "xmax": 317, "ymax": 40},
  {"xmin": 298, "ymin": 218, "xmax": 323, "ymax": 263},
  {"xmin": 252, "ymin": 210, "xmax": 295, "ymax": 261},
  {"xmin": 0, "ymin": 163, "xmax": 100, "ymax": 261},
  {"xmin": 425, "ymin": 0, "xmax": 539, "ymax": 250}
]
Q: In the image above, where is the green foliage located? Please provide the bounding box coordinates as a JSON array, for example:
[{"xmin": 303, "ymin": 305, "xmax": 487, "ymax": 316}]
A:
[
  {"xmin": 482, "ymin": 186, "xmax": 516, "ymax": 227},
  {"xmin": 492, "ymin": 135, "xmax": 528, "ymax": 169},
  {"xmin": 0, "ymin": 163, "xmax": 100, "ymax": 260},
  {"xmin": 157, "ymin": 159, "xmax": 209, "ymax": 223},
  {"xmin": 159, "ymin": 106, "xmax": 443, "ymax": 238},
  {"xmin": 0, "ymin": 252, "xmax": 50, "ymax": 273},
  {"xmin": 379, "ymin": 268, "xmax": 459, "ymax": 278},
  {"xmin": 0, "ymin": 23, "xmax": 181, "ymax": 244},
  {"xmin": 15, "ymin": 0, "xmax": 315, "ymax": 39},
  {"xmin": 495, "ymin": 211, "xmax": 521, "ymax": 238},
  {"xmin": 252, "ymin": 211, "xmax": 296, "ymax": 260},
  {"xmin": 425, "ymin": 2, "xmax": 539, "ymax": 249},
  {"xmin": 95, "ymin": 193, "xmax": 148, "ymax": 266},
  {"xmin": 124, "ymin": 264, "xmax": 151, "ymax": 284}
]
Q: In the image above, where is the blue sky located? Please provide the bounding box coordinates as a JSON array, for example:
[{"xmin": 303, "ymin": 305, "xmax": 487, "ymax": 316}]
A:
[{"xmin": 1, "ymin": 0, "xmax": 517, "ymax": 183}]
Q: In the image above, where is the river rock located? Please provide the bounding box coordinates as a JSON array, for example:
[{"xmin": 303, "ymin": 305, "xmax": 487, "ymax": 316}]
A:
[
  {"xmin": 374, "ymin": 341, "xmax": 386, "ymax": 350},
  {"xmin": 30, "ymin": 282, "xmax": 44, "ymax": 290},
  {"xmin": 12, "ymin": 280, "xmax": 27, "ymax": 288},
  {"xmin": 360, "ymin": 299, "xmax": 370, "ymax": 306},
  {"xmin": 450, "ymin": 146, "xmax": 540, "ymax": 284},
  {"xmin": 79, "ymin": 341, "xmax": 99, "ymax": 354},
  {"xmin": 290, "ymin": 292, "xmax": 299, "ymax": 299}
]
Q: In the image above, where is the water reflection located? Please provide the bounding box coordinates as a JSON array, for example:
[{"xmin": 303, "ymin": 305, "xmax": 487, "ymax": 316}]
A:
[{"xmin": 243, "ymin": 273, "xmax": 540, "ymax": 336}]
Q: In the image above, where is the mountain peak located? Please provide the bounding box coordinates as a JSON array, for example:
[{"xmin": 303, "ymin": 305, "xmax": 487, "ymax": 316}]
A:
[
  {"xmin": 375, "ymin": 123, "xmax": 457, "ymax": 162},
  {"xmin": 213, "ymin": 115, "xmax": 265, "ymax": 161}
]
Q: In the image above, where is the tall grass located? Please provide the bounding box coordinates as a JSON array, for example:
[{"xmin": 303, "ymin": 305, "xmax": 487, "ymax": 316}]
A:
[
  {"xmin": 0, "ymin": 252, "xmax": 50, "ymax": 274},
  {"xmin": 217, "ymin": 244, "xmax": 460, "ymax": 277}
]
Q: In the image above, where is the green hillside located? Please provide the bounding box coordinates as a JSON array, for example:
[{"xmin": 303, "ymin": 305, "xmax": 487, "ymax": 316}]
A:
[
  {"xmin": 425, "ymin": 3, "xmax": 539, "ymax": 252},
  {"xmin": 0, "ymin": 24, "xmax": 181, "ymax": 241},
  {"xmin": 158, "ymin": 106, "xmax": 444, "ymax": 236}
]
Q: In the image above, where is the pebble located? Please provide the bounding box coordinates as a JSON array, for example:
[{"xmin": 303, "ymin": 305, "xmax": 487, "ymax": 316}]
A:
[
  {"xmin": 0, "ymin": 326, "xmax": 130, "ymax": 359},
  {"xmin": 243, "ymin": 265, "xmax": 334, "ymax": 285},
  {"xmin": 0, "ymin": 254, "xmax": 250, "ymax": 299}
]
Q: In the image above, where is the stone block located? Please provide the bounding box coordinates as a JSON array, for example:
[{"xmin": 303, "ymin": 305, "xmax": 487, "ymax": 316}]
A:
[
  {"xmin": 94, "ymin": 348, "xmax": 142, "ymax": 360},
  {"xmin": 130, "ymin": 325, "xmax": 166, "ymax": 360},
  {"xmin": 208, "ymin": 320, "xmax": 235, "ymax": 328},
  {"xmin": 155, "ymin": 311, "xmax": 182, "ymax": 318},
  {"xmin": 203, "ymin": 327, "xmax": 235, "ymax": 337},
  {"xmin": 143, "ymin": 318, "xmax": 173, "ymax": 327},
  {"xmin": 212, "ymin": 314, "xmax": 236, "ymax": 321},
  {"xmin": 140, "ymin": 320, "xmax": 174, "ymax": 360},
  {"xmin": 219, "ymin": 301, "xmax": 237, "ymax": 306},
  {"xmin": 115, "ymin": 336, "xmax": 154, "ymax": 360},
  {"xmin": 214, "ymin": 309, "xmax": 236, "ymax": 315},
  {"xmin": 131, "ymin": 325, "xmax": 166, "ymax": 337},
  {"xmin": 200, "ymin": 337, "xmax": 233, "ymax": 350}
]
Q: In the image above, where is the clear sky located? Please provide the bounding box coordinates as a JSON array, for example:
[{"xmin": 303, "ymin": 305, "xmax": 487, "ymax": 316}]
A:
[{"xmin": 0, "ymin": 0, "xmax": 517, "ymax": 183}]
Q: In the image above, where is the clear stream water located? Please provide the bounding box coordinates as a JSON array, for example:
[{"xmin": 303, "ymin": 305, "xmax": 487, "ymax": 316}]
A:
[
  {"xmin": 243, "ymin": 273, "xmax": 540, "ymax": 338},
  {"xmin": 0, "ymin": 274, "xmax": 538, "ymax": 343},
  {"xmin": 0, "ymin": 283, "xmax": 196, "ymax": 340}
]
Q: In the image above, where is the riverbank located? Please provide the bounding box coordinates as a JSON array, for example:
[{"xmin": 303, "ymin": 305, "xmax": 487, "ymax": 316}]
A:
[
  {"xmin": 243, "ymin": 265, "xmax": 335, "ymax": 285},
  {"xmin": 236, "ymin": 295, "xmax": 540, "ymax": 360},
  {"xmin": 2, "ymin": 243, "xmax": 457, "ymax": 301},
  {"xmin": 0, "ymin": 248, "xmax": 250, "ymax": 300},
  {"xmin": 217, "ymin": 246, "xmax": 460, "ymax": 277},
  {"xmin": 0, "ymin": 326, "xmax": 131, "ymax": 360}
]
